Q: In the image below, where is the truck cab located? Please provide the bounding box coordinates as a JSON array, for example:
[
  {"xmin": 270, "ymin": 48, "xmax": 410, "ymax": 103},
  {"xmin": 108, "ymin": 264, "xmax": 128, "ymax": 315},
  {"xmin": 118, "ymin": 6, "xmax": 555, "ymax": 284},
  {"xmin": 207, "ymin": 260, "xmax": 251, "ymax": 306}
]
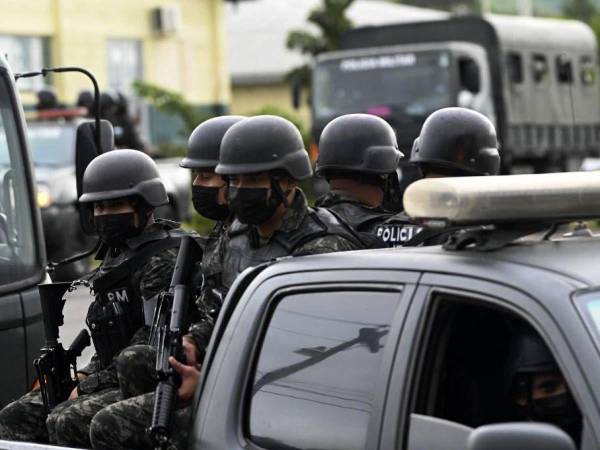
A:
[
  {"xmin": 312, "ymin": 15, "xmax": 600, "ymax": 173},
  {"xmin": 0, "ymin": 54, "xmax": 46, "ymax": 407}
]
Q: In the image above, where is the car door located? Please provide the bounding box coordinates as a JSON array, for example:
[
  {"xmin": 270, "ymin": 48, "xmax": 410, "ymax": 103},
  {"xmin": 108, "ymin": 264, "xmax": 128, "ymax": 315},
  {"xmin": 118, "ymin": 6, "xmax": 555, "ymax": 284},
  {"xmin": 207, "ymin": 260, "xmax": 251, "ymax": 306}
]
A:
[
  {"xmin": 381, "ymin": 272, "xmax": 600, "ymax": 450},
  {"xmin": 190, "ymin": 267, "xmax": 419, "ymax": 450},
  {"xmin": 0, "ymin": 65, "xmax": 46, "ymax": 407}
]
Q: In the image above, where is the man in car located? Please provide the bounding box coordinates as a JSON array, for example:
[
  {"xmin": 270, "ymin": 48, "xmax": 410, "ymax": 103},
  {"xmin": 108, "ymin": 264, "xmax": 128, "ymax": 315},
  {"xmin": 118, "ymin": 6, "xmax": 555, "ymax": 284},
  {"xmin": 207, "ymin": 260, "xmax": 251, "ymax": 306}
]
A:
[{"xmin": 507, "ymin": 328, "xmax": 582, "ymax": 445}]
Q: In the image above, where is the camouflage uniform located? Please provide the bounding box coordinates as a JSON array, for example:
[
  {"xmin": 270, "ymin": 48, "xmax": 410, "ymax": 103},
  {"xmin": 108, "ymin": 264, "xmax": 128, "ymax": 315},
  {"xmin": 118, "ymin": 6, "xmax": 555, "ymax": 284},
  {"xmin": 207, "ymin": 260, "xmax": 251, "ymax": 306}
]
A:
[
  {"xmin": 0, "ymin": 222, "xmax": 179, "ymax": 446},
  {"xmin": 89, "ymin": 190, "xmax": 360, "ymax": 450}
]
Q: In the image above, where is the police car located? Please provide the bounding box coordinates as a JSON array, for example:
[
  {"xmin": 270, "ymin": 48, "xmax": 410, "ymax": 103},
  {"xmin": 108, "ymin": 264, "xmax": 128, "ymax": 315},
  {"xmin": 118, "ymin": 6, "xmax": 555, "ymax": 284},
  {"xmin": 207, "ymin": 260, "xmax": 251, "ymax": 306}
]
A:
[{"xmin": 2, "ymin": 172, "xmax": 600, "ymax": 450}]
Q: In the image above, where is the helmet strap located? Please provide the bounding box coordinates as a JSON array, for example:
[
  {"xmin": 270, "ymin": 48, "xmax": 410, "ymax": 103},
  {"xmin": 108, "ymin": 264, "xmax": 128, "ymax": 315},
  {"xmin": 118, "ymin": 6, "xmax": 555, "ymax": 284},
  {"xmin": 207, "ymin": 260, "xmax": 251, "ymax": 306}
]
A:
[{"xmin": 270, "ymin": 176, "xmax": 290, "ymax": 208}]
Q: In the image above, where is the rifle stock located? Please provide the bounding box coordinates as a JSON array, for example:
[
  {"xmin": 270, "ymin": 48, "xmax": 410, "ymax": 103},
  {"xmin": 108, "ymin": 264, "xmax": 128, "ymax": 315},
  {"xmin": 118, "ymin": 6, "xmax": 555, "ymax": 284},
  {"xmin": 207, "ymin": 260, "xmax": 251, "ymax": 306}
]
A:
[
  {"xmin": 149, "ymin": 235, "xmax": 202, "ymax": 449},
  {"xmin": 34, "ymin": 282, "xmax": 91, "ymax": 411}
]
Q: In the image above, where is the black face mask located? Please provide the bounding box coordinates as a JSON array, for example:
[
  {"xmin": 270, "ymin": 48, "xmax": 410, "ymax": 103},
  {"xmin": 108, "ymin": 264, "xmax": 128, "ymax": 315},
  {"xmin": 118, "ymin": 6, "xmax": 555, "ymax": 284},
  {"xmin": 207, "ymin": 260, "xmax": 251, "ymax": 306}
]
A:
[
  {"xmin": 192, "ymin": 185, "xmax": 229, "ymax": 221},
  {"xmin": 532, "ymin": 393, "xmax": 581, "ymax": 435},
  {"xmin": 94, "ymin": 212, "xmax": 140, "ymax": 247},
  {"xmin": 228, "ymin": 186, "xmax": 282, "ymax": 225}
]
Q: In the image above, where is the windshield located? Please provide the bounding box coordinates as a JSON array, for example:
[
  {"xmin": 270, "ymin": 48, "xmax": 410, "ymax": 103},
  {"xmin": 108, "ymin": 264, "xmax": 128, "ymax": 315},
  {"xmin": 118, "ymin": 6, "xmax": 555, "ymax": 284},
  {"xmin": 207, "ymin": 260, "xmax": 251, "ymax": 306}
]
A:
[
  {"xmin": 313, "ymin": 50, "xmax": 453, "ymax": 119},
  {"xmin": 576, "ymin": 291, "xmax": 600, "ymax": 350},
  {"xmin": 27, "ymin": 124, "xmax": 76, "ymax": 167}
]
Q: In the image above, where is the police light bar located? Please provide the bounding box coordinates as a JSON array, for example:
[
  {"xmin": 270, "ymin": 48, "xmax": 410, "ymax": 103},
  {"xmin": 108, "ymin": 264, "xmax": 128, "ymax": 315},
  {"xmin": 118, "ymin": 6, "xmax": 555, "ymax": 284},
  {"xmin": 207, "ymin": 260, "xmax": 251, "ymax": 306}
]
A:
[{"xmin": 403, "ymin": 172, "xmax": 600, "ymax": 227}]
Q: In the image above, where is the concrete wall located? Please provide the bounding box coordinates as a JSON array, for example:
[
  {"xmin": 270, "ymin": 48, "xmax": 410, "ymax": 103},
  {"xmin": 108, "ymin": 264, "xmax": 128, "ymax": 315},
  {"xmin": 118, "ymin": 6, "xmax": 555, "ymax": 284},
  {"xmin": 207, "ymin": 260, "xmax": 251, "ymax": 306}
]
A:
[
  {"xmin": 231, "ymin": 81, "xmax": 311, "ymax": 126},
  {"xmin": 0, "ymin": 0, "xmax": 230, "ymax": 107}
]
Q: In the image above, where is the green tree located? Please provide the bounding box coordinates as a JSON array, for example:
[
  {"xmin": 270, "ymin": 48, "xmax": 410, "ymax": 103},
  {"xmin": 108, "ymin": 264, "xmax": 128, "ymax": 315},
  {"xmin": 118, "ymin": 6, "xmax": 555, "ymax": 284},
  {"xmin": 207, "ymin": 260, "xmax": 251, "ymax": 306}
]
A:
[
  {"xmin": 563, "ymin": 0, "xmax": 596, "ymax": 22},
  {"xmin": 286, "ymin": 0, "xmax": 355, "ymax": 90},
  {"xmin": 132, "ymin": 80, "xmax": 212, "ymax": 138}
]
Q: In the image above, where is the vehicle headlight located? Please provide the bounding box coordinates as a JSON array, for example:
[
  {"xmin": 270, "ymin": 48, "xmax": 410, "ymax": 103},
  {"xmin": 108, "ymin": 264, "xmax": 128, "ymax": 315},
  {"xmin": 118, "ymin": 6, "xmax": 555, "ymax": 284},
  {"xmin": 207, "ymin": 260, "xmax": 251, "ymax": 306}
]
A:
[{"xmin": 37, "ymin": 184, "xmax": 53, "ymax": 209}]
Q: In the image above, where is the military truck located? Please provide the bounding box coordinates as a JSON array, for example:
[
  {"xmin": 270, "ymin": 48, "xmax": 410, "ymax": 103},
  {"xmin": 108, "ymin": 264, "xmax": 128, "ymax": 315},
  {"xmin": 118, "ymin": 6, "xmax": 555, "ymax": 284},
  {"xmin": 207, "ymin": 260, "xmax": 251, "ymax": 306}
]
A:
[
  {"xmin": 312, "ymin": 15, "xmax": 600, "ymax": 172},
  {"xmin": 0, "ymin": 54, "xmax": 47, "ymax": 407}
]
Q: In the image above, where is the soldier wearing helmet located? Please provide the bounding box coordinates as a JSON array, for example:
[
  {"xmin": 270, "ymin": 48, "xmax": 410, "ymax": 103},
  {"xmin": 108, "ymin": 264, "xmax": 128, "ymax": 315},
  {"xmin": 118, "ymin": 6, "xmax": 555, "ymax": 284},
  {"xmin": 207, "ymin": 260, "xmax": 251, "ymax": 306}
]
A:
[
  {"xmin": 382, "ymin": 107, "xmax": 501, "ymax": 246},
  {"xmin": 86, "ymin": 116, "xmax": 366, "ymax": 450},
  {"xmin": 88, "ymin": 117, "xmax": 246, "ymax": 450},
  {"xmin": 0, "ymin": 149, "xmax": 193, "ymax": 446},
  {"xmin": 314, "ymin": 114, "xmax": 403, "ymax": 246},
  {"xmin": 215, "ymin": 115, "xmax": 365, "ymax": 288},
  {"xmin": 506, "ymin": 328, "xmax": 582, "ymax": 446}
]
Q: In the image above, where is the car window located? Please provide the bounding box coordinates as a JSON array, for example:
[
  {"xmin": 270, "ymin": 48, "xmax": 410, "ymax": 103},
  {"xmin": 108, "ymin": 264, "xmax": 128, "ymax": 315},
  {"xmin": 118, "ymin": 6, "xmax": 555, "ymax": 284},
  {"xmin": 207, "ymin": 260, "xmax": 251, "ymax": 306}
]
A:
[
  {"xmin": 574, "ymin": 290, "xmax": 600, "ymax": 350},
  {"xmin": 248, "ymin": 289, "xmax": 402, "ymax": 450},
  {"xmin": 407, "ymin": 292, "xmax": 583, "ymax": 449},
  {"xmin": 27, "ymin": 123, "xmax": 76, "ymax": 167},
  {"xmin": 0, "ymin": 73, "xmax": 37, "ymax": 283}
]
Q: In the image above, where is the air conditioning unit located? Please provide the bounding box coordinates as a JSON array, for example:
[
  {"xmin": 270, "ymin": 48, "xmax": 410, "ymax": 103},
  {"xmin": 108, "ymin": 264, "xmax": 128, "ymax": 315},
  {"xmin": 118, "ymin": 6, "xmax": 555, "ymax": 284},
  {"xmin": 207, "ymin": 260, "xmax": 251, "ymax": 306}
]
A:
[{"xmin": 151, "ymin": 6, "xmax": 181, "ymax": 35}]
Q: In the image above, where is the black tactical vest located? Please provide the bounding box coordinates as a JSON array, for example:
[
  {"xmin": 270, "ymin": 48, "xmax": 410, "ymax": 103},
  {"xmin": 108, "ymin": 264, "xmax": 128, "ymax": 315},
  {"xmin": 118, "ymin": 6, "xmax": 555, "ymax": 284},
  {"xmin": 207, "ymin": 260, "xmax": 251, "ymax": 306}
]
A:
[
  {"xmin": 86, "ymin": 220, "xmax": 186, "ymax": 367},
  {"xmin": 221, "ymin": 208, "xmax": 363, "ymax": 289},
  {"xmin": 326, "ymin": 201, "xmax": 392, "ymax": 234}
]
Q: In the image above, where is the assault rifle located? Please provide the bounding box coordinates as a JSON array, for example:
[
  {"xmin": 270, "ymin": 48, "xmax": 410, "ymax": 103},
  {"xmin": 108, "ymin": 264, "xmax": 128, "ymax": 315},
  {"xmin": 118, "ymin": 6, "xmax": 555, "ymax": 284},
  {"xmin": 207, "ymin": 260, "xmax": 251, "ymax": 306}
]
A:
[
  {"xmin": 34, "ymin": 281, "xmax": 91, "ymax": 411},
  {"xmin": 149, "ymin": 235, "xmax": 203, "ymax": 449}
]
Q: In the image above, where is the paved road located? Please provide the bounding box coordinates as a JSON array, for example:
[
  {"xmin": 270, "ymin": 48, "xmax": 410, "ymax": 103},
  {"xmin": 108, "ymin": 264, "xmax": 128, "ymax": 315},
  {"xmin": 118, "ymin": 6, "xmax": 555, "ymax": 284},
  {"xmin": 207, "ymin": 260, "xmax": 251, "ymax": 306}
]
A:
[{"xmin": 61, "ymin": 286, "xmax": 95, "ymax": 368}]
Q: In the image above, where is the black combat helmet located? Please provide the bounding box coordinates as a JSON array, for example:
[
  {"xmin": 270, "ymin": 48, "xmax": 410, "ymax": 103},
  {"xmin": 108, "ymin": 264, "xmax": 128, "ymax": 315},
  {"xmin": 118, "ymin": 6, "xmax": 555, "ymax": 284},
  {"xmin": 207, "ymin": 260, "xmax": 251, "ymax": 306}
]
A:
[
  {"xmin": 505, "ymin": 328, "xmax": 559, "ymax": 399},
  {"xmin": 216, "ymin": 115, "xmax": 312, "ymax": 180},
  {"xmin": 79, "ymin": 149, "xmax": 168, "ymax": 207},
  {"xmin": 77, "ymin": 90, "xmax": 94, "ymax": 109},
  {"xmin": 410, "ymin": 107, "xmax": 500, "ymax": 176},
  {"xmin": 36, "ymin": 87, "xmax": 59, "ymax": 110},
  {"xmin": 316, "ymin": 113, "xmax": 403, "ymax": 176},
  {"xmin": 180, "ymin": 116, "xmax": 246, "ymax": 169}
]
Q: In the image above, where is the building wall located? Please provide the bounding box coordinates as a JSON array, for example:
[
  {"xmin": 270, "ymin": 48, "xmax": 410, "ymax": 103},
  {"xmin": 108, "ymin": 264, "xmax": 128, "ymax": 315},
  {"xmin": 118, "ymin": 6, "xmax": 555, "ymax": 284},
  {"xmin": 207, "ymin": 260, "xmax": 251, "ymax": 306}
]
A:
[
  {"xmin": 231, "ymin": 81, "xmax": 311, "ymax": 126},
  {"xmin": 0, "ymin": 0, "xmax": 230, "ymax": 107}
]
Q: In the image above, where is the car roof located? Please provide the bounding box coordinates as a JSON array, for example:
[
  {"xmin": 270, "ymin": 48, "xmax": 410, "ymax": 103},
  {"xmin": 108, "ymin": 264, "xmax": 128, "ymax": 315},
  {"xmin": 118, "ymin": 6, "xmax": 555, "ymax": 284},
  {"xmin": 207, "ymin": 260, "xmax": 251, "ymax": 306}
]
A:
[{"xmin": 259, "ymin": 237, "xmax": 600, "ymax": 291}]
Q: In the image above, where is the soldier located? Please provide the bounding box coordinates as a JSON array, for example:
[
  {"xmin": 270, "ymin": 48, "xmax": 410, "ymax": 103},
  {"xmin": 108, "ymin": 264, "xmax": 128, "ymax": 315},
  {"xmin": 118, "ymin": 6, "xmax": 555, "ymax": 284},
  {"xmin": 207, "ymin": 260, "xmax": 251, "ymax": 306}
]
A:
[
  {"xmin": 507, "ymin": 328, "xmax": 582, "ymax": 445},
  {"xmin": 314, "ymin": 113, "xmax": 403, "ymax": 244},
  {"xmin": 89, "ymin": 115, "xmax": 365, "ymax": 450},
  {"xmin": 380, "ymin": 107, "xmax": 501, "ymax": 247},
  {"xmin": 0, "ymin": 149, "xmax": 185, "ymax": 445},
  {"xmin": 50, "ymin": 117, "xmax": 244, "ymax": 448}
]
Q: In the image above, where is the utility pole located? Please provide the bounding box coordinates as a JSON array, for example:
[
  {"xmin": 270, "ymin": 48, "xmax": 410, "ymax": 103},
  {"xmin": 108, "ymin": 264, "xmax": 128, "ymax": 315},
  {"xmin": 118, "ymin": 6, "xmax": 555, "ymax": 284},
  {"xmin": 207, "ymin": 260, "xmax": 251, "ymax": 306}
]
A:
[
  {"xmin": 480, "ymin": 0, "xmax": 492, "ymax": 13},
  {"xmin": 517, "ymin": 0, "xmax": 534, "ymax": 16}
]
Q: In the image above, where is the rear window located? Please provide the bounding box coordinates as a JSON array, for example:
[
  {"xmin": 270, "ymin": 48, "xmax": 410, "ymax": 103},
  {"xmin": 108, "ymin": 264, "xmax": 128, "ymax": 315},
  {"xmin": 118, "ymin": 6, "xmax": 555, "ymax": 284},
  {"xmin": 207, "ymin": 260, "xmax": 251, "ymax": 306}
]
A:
[{"xmin": 248, "ymin": 288, "xmax": 402, "ymax": 450}]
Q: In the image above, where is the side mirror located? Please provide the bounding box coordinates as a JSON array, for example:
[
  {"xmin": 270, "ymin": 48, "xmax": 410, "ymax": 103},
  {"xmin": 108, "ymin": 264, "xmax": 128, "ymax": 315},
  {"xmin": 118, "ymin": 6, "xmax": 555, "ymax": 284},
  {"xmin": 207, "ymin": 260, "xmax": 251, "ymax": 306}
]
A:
[
  {"xmin": 468, "ymin": 423, "xmax": 576, "ymax": 450},
  {"xmin": 75, "ymin": 120, "xmax": 114, "ymax": 234},
  {"xmin": 75, "ymin": 119, "xmax": 114, "ymax": 199},
  {"xmin": 459, "ymin": 58, "xmax": 481, "ymax": 94},
  {"xmin": 291, "ymin": 80, "xmax": 301, "ymax": 110}
]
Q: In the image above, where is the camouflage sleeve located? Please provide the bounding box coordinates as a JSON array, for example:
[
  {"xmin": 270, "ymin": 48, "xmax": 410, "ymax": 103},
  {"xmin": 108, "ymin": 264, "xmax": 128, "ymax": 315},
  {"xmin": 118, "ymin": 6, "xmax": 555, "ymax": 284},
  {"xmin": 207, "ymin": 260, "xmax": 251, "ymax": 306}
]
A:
[
  {"xmin": 137, "ymin": 247, "xmax": 179, "ymax": 299},
  {"xmin": 76, "ymin": 362, "xmax": 118, "ymax": 395},
  {"xmin": 293, "ymin": 235, "xmax": 359, "ymax": 256}
]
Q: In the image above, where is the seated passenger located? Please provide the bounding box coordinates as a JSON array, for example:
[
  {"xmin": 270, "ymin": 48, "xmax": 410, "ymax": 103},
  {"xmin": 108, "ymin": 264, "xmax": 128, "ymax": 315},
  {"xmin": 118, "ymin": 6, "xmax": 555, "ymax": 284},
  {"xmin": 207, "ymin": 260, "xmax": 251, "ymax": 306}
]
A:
[{"xmin": 507, "ymin": 329, "xmax": 582, "ymax": 445}]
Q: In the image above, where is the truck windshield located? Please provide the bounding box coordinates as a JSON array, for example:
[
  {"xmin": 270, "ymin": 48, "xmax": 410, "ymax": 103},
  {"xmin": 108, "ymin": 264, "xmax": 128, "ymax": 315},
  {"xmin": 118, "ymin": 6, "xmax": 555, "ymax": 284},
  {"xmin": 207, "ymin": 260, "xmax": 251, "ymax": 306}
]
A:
[
  {"xmin": 0, "ymin": 72, "xmax": 37, "ymax": 282},
  {"xmin": 27, "ymin": 124, "xmax": 76, "ymax": 167},
  {"xmin": 313, "ymin": 50, "xmax": 452, "ymax": 119},
  {"xmin": 577, "ymin": 292, "xmax": 600, "ymax": 350}
]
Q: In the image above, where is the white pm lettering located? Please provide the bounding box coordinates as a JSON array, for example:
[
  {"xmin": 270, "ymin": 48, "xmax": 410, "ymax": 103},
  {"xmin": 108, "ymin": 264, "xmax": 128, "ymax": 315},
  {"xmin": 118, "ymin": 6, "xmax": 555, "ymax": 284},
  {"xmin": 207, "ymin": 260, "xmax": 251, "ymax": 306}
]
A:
[{"xmin": 107, "ymin": 289, "xmax": 129, "ymax": 303}]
